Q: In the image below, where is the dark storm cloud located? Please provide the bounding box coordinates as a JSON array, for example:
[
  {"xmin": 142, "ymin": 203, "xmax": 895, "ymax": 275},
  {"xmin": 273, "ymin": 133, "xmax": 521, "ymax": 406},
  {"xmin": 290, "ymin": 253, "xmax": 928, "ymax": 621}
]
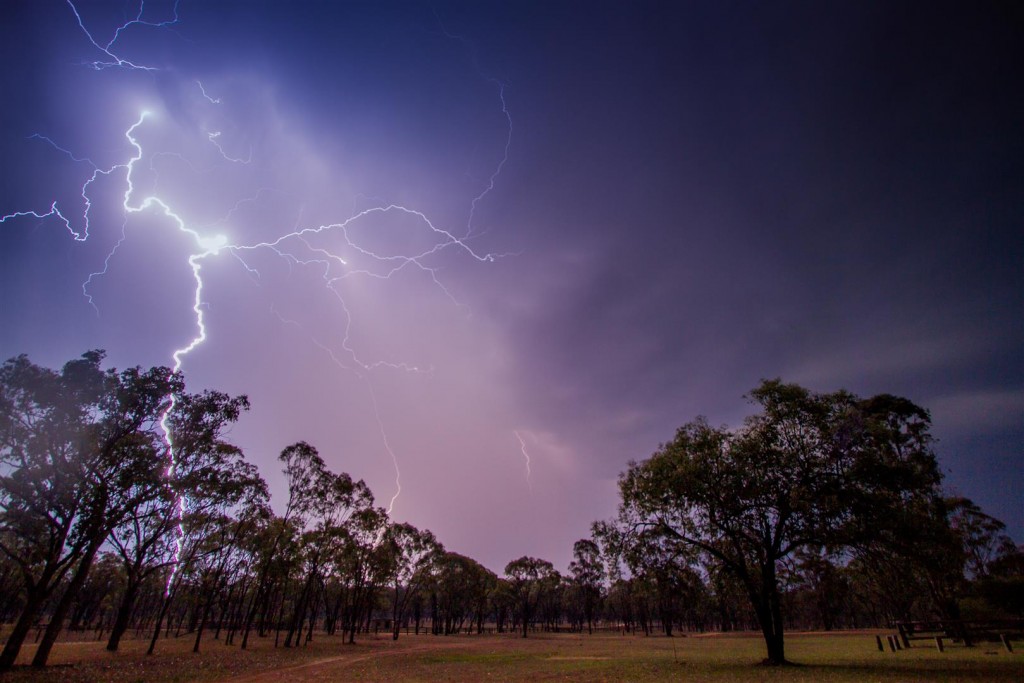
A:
[
  {"xmin": 480, "ymin": 1, "xmax": 1023, "ymax": 536},
  {"xmin": 0, "ymin": 1, "xmax": 1020, "ymax": 569}
]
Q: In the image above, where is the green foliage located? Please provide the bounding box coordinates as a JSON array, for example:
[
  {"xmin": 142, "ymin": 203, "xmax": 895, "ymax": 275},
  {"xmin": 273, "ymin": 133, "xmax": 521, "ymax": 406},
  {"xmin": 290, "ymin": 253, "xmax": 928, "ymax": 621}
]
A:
[
  {"xmin": 505, "ymin": 556, "xmax": 558, "ymax": 637},
  {"xmin": 609, "ymin": 379, "xmax": 952, "ymax": 664}
]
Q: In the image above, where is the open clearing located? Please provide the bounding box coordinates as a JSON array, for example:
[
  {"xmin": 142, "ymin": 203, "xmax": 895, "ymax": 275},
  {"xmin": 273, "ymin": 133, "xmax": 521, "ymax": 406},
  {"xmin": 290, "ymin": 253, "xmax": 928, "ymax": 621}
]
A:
[{"xmin": 1, "ymin": 631, "xmax": 1021, "ymax": 682}]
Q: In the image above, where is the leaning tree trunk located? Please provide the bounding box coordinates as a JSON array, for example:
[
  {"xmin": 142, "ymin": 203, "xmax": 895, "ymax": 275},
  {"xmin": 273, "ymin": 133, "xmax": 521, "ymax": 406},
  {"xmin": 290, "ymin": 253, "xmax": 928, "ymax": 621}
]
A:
[
  {"xmin": 192, "ymin": 581, "xmax": 220, "ymax": 654},
  {"xmin": 106, "ymin": 574, "xmax": 143, "ymax": 651},
  {"xmin": 0, "ymin": 584, "xmax": 53, "ymax": 672},
  {"xmin": 33, "ymin": 538, "xmax": 105, "ymax": 667},
  {"xmin": 146, "ymin": 580, "xmax": 180, "ymax": 656}
]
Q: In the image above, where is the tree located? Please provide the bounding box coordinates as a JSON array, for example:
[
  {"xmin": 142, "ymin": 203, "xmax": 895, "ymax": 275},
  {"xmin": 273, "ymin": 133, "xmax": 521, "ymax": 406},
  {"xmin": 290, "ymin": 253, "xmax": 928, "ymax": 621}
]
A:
[
  {"xmin": 383, "ymin": 523, "xmax": 443, "ymax": 640},
  {"xmin": 431, "ymin": 552, "xmax": 496, "ymax": 635},
  {"xmin": 105, "ymin": 389, "xmax": 257, "ymax": 652},
  {"xmin": 333, "ymin": 505, "xmax": 389, "ymax": 644},
  {"xmin": 239, "ymin": 441, "xmax": 329, "ymax": 649},
  {"xmin": 977, "ymin": 543, "xmax": 1024, "ymax": 617},
  {"xmin": 504, "ymin": 556, "xmax": 556, "ymax": 638},
  {"xmin": 612, "ymin": 380, "xmax": 945, "ymax": 665},
  {"xmin": 0, "ymin": 351, "xmax": 178, "ymax": 671},
  {"xmin": 786, "ymin": 549, "xmax": 851, "ymax": 630},
  {"xmin": 283, "ymin": 464, "xmax": 372, "ymax": 648},
  {"xmin": 568, "ymin": 539, "xmax": 604, "ymax": 634},
  {"xmin": 947, "ymin": 497, "xmax": 1015, "ymax": 581}
]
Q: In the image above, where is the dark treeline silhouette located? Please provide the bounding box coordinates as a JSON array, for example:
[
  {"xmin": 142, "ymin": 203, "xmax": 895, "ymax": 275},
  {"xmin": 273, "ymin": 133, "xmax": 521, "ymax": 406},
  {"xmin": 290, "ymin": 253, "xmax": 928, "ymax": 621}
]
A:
[{"xmin": 1, "ymin": 354, "xmax": 1021, "ymax": 671}]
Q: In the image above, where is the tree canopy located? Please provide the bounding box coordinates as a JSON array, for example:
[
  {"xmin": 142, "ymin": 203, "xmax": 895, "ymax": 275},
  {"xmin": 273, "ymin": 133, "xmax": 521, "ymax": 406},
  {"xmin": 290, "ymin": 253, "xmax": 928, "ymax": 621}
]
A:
[{"xmin": 611, "ymin": 379, "xmax": 949, "ymax": 664}]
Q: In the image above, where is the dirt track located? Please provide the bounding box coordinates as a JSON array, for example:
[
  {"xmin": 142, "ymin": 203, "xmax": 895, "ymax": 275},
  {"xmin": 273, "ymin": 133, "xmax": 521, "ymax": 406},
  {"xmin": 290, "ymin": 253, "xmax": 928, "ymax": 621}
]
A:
[{"xmin": 221, "ymin": 638, "xmax": 471, "ymax": 683}]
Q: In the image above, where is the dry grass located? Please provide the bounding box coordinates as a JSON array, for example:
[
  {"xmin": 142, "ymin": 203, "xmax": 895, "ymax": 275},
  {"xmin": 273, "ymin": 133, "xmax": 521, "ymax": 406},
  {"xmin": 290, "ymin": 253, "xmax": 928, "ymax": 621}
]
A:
[{"xmin": 1, "ymin": 629, "xmax": 1021, "ymax": 682}]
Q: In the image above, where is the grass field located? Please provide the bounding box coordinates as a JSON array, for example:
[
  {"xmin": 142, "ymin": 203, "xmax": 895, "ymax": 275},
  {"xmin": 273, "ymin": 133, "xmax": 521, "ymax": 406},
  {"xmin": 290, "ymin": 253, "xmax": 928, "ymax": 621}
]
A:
[{"xmin": 1, "ymin": 630, "xmax": 1021, "ymax": 682}]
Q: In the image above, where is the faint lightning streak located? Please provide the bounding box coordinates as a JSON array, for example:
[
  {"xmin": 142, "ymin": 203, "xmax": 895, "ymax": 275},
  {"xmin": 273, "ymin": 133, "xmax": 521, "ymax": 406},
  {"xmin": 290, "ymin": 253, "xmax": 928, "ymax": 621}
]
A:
[
  {"xmin": 196, "ymin": 80, "xmax": 221, "ymax": 104},
  {"xmin": 28, "ymin": 133, "xmax": 96, "ymax": 166},
  {"xmin": 0, "ymin": 129, "xmax": 117, "ymax": 242},
  {"xmin": 466, "ymin": 82, "xmax": 512, "ymax": 239},
  {"xmin": 207, "ymin": 132, "xmax": 253, "ymax": 164},
  {"xmin": 367, "ymin": 382, "xmax": 402, "ymax": 514},
  {"xmin": 82, "ymin": 216, "xmax": 129, "ymax": 315},
  {"xmin": 432, "ymin": 12, "xmax": 513, "ymax": 240},
  {"xmin": 271, "ymin": 310, "xmax": 402, "ymax": 514},
  {"xmin": 514, "ymin": 430, "xmax": 533, "ymax": 492}
]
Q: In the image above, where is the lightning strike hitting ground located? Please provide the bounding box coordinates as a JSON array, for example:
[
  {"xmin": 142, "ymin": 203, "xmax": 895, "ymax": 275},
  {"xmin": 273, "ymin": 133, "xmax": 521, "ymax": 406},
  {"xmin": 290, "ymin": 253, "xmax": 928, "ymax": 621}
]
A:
[
  {"xmin": 3, "ymin": 103, "xmax": 507, "ymax": 578},
  {"xmin": 3, "ymin": 0, "xmax": 514, "ymax": 550}
]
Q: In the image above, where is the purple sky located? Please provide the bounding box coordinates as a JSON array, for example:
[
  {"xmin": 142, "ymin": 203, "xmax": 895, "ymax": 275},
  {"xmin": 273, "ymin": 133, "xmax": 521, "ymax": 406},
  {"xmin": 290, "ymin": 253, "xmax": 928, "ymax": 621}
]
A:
[{"xmin": 1, "ymin": 1, "xmax": 1021, "ymax": 572}]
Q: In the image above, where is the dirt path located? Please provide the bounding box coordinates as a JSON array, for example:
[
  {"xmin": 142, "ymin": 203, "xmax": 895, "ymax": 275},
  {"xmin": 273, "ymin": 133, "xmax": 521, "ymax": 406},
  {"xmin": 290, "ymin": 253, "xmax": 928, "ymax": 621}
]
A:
[{"xmin": 221, "ymin": 638, "xmax": 475, "ymax": 683}]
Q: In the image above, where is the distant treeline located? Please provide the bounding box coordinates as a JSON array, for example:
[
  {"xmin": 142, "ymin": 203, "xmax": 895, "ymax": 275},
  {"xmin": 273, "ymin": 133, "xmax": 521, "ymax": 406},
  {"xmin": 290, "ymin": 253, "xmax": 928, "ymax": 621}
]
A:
[{"xmin": 0, "ymin": 352, "xmax": 1021, "ymax": 670}]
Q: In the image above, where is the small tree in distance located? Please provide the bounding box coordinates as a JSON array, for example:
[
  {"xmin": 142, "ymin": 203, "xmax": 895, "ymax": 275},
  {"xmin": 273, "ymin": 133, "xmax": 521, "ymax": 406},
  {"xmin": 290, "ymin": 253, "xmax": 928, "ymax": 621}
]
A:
[
  {"xmin": 568, "ymin": 539, "xmax": 604, "ymax": 634},
  {"xmin": 505, "ymin": 556, "xmax": 557, "ymax": 638}
]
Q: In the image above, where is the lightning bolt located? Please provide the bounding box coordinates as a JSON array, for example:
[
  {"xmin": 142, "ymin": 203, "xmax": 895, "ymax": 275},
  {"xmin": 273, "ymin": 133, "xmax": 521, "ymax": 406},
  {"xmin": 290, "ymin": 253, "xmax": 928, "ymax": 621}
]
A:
[
  {"xmin": 120, "ymin": 111, "xmax": 221, "ymax": 592},
  {"xmin": 466, "ymin": 81, "xmax": 511, "ymax": 240},
  {"xmin": 3, "ymin": 3, "xmax": 514, "ymax": 578},
  {"xmin": 66, "ymin": 0, "xmax": 180, "ymax": 71},
  {"xmin": 514, "ymin": 430, "xmax": 533, "ymax": 493}
]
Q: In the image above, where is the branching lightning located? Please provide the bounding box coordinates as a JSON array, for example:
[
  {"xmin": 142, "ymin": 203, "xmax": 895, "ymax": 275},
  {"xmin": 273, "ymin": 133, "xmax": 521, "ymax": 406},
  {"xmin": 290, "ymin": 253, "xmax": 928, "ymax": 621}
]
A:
[
  {"xmin": 66, "ymin": 0, "xmax": 180, "ymax": 71},
  {"xmin": 465, "ymin": 82, "xmax": 511, "ymax": 240},
  {"xmin": 3, "ymin": 2, "xmax": 514, "ymax": 578}
]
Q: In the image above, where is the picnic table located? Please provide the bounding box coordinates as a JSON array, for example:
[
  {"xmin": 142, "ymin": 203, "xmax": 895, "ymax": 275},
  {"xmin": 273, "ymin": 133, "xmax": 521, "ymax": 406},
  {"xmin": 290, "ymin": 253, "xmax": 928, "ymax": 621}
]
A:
[{"xmin": 879, "ymin": 619, "xmax": 1023, "ymax": 653}]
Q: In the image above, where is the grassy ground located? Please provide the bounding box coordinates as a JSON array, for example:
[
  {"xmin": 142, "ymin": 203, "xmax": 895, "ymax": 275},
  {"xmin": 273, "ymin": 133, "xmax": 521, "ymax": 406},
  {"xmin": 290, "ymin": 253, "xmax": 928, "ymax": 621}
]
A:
[{"xmin": 0, "ymin": 630, "xmax": 1020, "ymax": 682}]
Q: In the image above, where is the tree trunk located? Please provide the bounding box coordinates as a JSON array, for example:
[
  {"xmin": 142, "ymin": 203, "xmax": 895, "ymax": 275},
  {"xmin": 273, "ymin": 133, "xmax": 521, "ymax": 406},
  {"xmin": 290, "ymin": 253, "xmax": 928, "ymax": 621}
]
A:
[
  {"xmin": 285, "ymin": 573, "xmax": 315, "ymax": 648},
  {"xmin": 215, "ymin": 583, "xmax": 235, "ymax": 642},
  {"xmin": 146, "ymin": 581, "xmax": 179, "ymax": 656},
  {"xmin": 391, "ymin": 584, "xmax": 401, "ymax": 641},
  {"xmin": 751, "ymin": 578, "xmax": 788, "ymax": 665},
  {"xmin": 240, "ymin": 578, "xmax": 270, "ymax": 649},
  {"xmin": 0, "ymin": 586, "xmax": 50, "ymax": 672},
  {"xmin": 106, "ymin": 577, "xmax": 142, "ymax": 651},
  {"xmin": 193, "ymin": 582, "xmax": 219, "ymax": 653},
  {"xmin": 33, "ymin": 541, "xmax": 102, "ymax": 667}
]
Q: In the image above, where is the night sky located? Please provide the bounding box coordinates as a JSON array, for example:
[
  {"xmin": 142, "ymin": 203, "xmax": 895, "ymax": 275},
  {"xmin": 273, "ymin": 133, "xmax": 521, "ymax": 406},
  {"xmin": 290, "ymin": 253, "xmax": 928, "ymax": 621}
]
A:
[{"xmin": 1, "ymin": 1, "xmax": 1021, "ymax": 572}]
